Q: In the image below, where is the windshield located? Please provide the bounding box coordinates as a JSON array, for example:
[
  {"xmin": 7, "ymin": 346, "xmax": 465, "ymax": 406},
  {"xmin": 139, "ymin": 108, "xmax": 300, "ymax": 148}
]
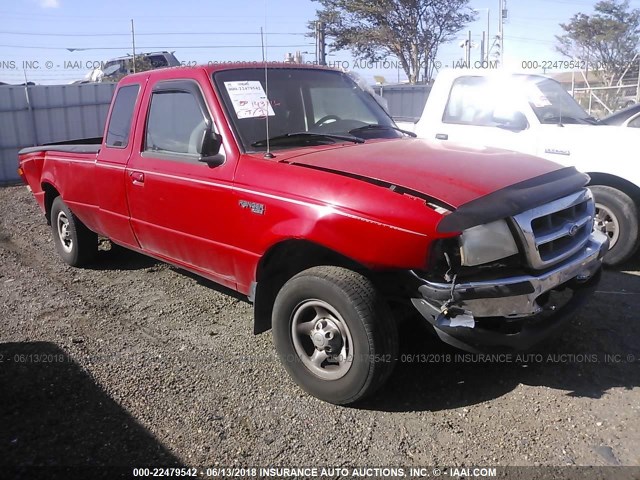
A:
[
  {"xmin": 519, "ymin": 75, "xmax": 593, "ymax": 124},
  {"xmin": 212, "ymin": 68, "xmax": 401, "ymax": 151}
]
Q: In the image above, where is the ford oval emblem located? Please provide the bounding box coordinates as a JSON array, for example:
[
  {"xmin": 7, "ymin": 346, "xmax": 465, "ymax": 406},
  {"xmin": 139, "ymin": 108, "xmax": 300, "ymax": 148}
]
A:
[{"xmin": 569, "ymin": 224, "xmax": 580, "ymax": 237}]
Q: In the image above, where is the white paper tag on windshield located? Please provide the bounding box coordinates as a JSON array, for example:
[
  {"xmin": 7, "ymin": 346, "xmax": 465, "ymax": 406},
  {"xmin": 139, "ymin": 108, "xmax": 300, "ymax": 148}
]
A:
[{"xmin": 224, "ymin": 81, "xmax": 275, "ymax": 119}]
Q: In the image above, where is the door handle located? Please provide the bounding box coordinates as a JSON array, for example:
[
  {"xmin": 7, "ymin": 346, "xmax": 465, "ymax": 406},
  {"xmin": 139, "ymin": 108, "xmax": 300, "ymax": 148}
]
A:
[
  {"xmin": 130, "ymin": 171, "xmax": 144, "ymax": 184},
  {"xmin": 435, "ymin": 133, "xmax": 449, "ymax": 140}
]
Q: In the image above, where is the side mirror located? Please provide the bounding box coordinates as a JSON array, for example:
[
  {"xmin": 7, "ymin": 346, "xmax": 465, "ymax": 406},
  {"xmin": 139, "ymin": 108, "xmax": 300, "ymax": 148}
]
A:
[
  {"xmin": 198, "ymin": 125, "xmax": 225, "ymax": 166},
  {"xmin": 494, "ymin": 111, "xmax": 528, "ymax": 131}
]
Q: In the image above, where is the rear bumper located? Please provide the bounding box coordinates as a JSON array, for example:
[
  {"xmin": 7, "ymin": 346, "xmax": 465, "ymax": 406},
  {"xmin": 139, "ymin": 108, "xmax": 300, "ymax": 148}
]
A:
[{"xmin": 411, "ymin": 230, "xmax": 609, "ymax": 352}]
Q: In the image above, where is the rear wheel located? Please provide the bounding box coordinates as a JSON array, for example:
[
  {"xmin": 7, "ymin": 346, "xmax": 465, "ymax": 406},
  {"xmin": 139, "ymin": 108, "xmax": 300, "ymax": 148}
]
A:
[
  {"xmin": 50, "ymin": 196, "xmax": 98, "ymax": 267},
  {"xmin": 591, "ymin": 185, "xmax": 639, "ymax": 266},
  {"xmin": 272, "ymin": 266, "xmax": 398, "ymax": 404}
]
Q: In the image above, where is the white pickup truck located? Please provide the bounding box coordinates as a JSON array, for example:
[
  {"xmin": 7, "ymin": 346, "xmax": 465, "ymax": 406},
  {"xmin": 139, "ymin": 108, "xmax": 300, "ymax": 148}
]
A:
[{"xmin": 397, "ymin": 69, "xmax": 640, "ymax": 265}]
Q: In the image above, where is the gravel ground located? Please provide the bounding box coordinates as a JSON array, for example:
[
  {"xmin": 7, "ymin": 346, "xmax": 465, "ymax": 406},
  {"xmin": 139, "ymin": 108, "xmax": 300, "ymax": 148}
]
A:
[{"xmin": 1, "ymin": 185, "xmax": 639, "ymax": 473}]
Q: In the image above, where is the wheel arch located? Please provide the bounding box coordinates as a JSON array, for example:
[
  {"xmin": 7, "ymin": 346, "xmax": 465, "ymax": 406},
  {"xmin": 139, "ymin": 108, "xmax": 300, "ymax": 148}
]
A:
[
  {"xmin": 588, "ymin": 173, "xmax": 640, "ymax": 265},
  {"xmin": 587, "ymin": 172, "xmax": 640, "ymax": 204},
  {"xmin": 252, "ymin": 239, "xmax": 367, "ymax": 334},
  {"xmin": 41, "ymin": 182, "xmax": 61, "ymax": 225}
]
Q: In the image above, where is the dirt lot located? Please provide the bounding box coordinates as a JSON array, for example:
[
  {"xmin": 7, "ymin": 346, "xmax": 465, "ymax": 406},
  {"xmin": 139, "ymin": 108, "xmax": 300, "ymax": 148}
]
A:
[{"xmin": 1, "ymin": 185, "xmax": 639, "ymax": 473}]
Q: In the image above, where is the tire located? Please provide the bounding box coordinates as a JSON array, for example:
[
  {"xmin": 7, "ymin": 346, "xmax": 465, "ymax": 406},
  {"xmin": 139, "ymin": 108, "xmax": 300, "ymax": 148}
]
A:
[
  {"xmin": 50, "ymin": 196, "xmax": 98, "ymax": 267},
  {"xmin": 272, "ymin": 266, "xmax": 398, "ymax": 405},
  {"xmin": 591, "ymin": 185, "xmax": 640, "ymax": 266}
]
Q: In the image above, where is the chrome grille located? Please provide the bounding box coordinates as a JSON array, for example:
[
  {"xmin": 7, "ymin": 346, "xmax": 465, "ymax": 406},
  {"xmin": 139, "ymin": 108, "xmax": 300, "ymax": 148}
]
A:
[{"xmin": 512, "ymin": 189, "xmax": 595, "ymax": 270}]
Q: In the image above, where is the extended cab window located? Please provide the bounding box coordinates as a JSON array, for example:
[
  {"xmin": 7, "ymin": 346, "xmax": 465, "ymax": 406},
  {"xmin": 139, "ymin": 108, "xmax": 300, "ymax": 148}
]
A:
[
  {"xmin": 443, "ymin": 77, "xmax": 492, "ymax": 125},
  {"xmin": 105, "ymin": 84, "xmax": 140, "ymax": 148},
  {"xmin": 443, "ymin": 76, "xmax": 526, "ymax": 128},
  {"xmin": 145, "ymin": 90, "xmax": 208, "ymax": 156}
]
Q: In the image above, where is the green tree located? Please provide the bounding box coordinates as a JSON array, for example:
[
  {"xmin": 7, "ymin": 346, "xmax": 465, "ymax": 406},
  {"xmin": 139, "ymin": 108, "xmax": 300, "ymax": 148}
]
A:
[
  {"xmin": 556, "ymin": 0, "xmax": 640, "ymax": 88},
  {"xmin": 311, "ymin": 0, "xmax": 476, "ymax": 83}
]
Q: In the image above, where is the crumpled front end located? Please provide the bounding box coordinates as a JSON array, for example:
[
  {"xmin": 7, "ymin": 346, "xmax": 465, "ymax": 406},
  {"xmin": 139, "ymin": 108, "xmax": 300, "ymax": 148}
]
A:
[{"xmin": 411, "ymin": 188, "xmax": 609, "ymax": 352}]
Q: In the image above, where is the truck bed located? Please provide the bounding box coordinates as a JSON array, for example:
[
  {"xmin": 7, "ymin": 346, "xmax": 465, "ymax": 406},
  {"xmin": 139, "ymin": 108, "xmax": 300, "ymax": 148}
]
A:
[{"xmin": 18, "ymin": 137, "xmax": 102, "ymax": 156}]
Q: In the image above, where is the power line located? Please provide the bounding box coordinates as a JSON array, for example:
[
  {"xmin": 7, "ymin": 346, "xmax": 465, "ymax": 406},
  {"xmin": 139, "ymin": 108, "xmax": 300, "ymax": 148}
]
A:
[
  {"xmin": 0, "ymin": 10, "xmax": 308, "ymax": 19},
  {"xmin": 534, "ymin": 0, "xmax": 606, "ymax": 5},
  {"xmin": 508, "ymin": 16, "xmax": 567, "ymax": 23},
  {"xmin": 507, "ymin": 35, "xmax": 556, "ymax": 45},
  {"xmin": 0, "ymin": 44, "xmax": 314, "ymax": 50},
  {"xmin": 0, "ymin": 31, "xmax": 308, "ymax": 37}
]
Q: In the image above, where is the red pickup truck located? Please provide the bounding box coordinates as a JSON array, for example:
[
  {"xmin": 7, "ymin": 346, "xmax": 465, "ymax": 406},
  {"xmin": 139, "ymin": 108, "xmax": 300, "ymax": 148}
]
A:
[{"xmin": 18, "ymin": 64, "xmax": 608, "ymax": 404}]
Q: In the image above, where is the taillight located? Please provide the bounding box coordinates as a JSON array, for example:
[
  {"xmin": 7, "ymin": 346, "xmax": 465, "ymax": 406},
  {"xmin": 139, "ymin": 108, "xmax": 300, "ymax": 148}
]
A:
[{"xmin": 17, "ymin": 166, "xmax": 26, "ymax": 183}]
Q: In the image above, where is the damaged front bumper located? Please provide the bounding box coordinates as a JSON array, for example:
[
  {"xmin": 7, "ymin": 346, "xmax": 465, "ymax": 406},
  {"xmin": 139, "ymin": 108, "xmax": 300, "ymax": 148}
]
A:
[{"xmin": 411, "ymin": 230, "xmax": 609, "ymax": 352}]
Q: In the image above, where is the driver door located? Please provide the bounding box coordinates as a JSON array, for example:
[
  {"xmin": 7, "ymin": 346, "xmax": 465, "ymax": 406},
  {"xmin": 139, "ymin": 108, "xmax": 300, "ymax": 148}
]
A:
[{"xmin": 125, "ymin": 78, "xmax": 238, "ymax": 287}]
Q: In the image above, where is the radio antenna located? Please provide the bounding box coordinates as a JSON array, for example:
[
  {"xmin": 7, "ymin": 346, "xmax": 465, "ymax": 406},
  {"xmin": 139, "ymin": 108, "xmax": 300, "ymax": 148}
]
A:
[{"xmin": 261, "ymin": 26, "xmax": 274, "ymax": 159}]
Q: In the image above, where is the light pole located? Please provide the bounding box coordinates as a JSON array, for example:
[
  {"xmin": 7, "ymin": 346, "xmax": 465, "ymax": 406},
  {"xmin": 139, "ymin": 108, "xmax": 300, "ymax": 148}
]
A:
[
  {"xmin": 473, "ymin": 8, "xmax": 490, "ymax": 63},
  {"xmin": 459, "ymin": 33, "xmax": 474, "ymax": 66}
]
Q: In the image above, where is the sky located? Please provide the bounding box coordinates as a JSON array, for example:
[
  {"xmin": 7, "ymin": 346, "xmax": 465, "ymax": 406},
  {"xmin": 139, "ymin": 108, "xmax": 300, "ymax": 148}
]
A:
[{"xmin": 1, "ymin": 0, "xmax": 640, "ymax": 85}]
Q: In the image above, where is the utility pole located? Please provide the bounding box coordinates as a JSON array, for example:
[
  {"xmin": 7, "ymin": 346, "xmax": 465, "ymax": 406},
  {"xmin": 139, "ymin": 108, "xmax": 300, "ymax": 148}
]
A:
[
  {"xmin": 314, "ymin": 22, "xmax": 319, "ymax": 64},
  {"xmin": 131, "ymin": 19, "xmax": 137, "ymax": 73},
  {"xmin": 316, "ymin": 21, "xmax": 326, "ymax": 66},
  {"xmin": 486, "ymin": 12, "xmax": 490, "ymax": 62},
  {"xmin": 474, "ymin": 8, "xmax": 491, "ymax": 62},
  {"xmin": 23, "ymin": 69, "xmax": 38, "ymax": 146},
  {"xmin": 460, "ymin": 32, "xmax": 473, "ymax": 66},
  {"xmin": 636, "ymin": 57, "xmax": 640, "ymax": 103},
  {"xmin": 499, "ymin": 0, "xmax": 506, "ymax": 66}
]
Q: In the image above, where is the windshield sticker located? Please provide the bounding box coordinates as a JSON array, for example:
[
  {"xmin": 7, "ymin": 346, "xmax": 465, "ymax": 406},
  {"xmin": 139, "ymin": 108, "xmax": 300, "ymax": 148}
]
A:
[
  {"xmin": 224, "ymin": 81, "xmax": 275, "ymax": 119},
  {"xmin": 525, "ymin": 84, "xmax": 552, "ymax": 108}
]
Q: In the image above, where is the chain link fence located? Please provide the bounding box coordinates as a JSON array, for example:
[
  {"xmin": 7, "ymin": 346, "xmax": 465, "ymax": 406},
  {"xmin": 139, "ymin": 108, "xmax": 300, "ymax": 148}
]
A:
[{"xmin": 569, "ymin": 75, "xmax": 639, "ymax": 119}]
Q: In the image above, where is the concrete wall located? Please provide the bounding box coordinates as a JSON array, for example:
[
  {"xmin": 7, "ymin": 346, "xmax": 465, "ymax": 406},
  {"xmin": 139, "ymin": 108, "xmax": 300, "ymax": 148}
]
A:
[{"xmin": 0, "ymin": 83, "xmax": 116, "ymax": 185}]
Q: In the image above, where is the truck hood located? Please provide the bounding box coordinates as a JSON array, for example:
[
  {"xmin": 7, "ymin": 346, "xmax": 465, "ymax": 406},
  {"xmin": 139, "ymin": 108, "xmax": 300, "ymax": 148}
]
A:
[{"xmin": 278, "ymin": 138, "xmax": 568, "ymax": 209}]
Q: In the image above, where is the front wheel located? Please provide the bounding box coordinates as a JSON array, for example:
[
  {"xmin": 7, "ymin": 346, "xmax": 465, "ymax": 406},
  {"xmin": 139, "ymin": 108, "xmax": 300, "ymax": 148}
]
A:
[
  {"xmin": 50, "ymin": 196, "xmax": 98, "ymax": 267},
  {"xmin": 272, "ymin": 266, "xmax": 398, "ymax": 404},
  {"xmin": 590, "ymin": 185, "xmax": 639, "ymax": 266}
]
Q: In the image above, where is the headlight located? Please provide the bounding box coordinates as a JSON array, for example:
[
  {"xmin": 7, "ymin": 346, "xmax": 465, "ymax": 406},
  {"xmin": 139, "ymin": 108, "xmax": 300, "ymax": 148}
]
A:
[{"xmin": 459, "ymin": 219, "xmax": 519, "ymax": 267}]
